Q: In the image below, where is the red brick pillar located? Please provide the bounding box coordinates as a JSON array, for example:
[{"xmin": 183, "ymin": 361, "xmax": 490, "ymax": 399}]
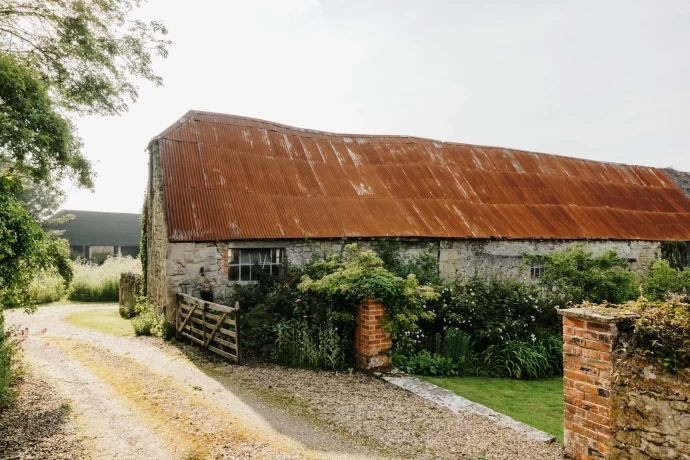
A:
[
  {"xmin": 559, "ymin": 308, "xmax": 635, "ymax": 460},
  {"xmin": 355, "ymin": 298, "xmax": 392, "ymax": 369}
]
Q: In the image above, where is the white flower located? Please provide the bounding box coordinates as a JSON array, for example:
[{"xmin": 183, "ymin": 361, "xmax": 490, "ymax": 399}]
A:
[
  {"xmin": 530, "ymin": 333, "xmax": 537, "ymax": 343},
  {"xmin": 531, "ymin": 316, "xmax": 535, "ymax": 322}
]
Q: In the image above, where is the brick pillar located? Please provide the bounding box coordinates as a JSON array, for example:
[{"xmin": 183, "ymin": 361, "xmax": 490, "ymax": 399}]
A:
[
  {"xmin": 355, "ymin": 298, "xmax": 392, "ymax": 369},
  {"xmin": 559, "ymin": 308, "xmax": 635, "ymax": 460}
]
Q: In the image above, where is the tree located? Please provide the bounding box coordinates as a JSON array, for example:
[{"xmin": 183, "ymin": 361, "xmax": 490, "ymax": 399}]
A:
[
  {"xmin": 0, "ymin": 53, "xmax": 92, "ymax": 188},
  {"xmin": 0, "ymin": 0, "xmax": 169, "ymax": 308},
  {"xmin": 0, "ymin": 0, "xmax": 171, "ymax": 115},
  {"xmin": 0, "ymin": 179, "xmax": 72, "ymax": 309}
]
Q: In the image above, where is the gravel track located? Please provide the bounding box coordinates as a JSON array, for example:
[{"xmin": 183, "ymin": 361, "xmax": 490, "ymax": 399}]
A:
[{"xmin": 4, "ymin": 304, "xmax": 563, "ymax": 459}]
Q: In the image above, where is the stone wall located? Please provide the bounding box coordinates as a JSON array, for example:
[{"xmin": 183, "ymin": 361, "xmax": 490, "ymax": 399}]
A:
[
  {"xmin": 160, "ymin": 237, "xmax": 662, "ymax": 308},
  {"xmin": 560, "ymin": 308, "xmax": 690, "ymax": 459},
  {"xmin": 163, "ymin": 238, "xmax": 431, "ymax": 306},
  {"xmin": 146, "ymin": 140, "xmax": 170, "ymax": 319},
  {"xmin": 440, "ymin": 239, "xmax": 661, "ymax": 280},
  {"xmin": 118, "ymin": 272, "xmax": 141, "ymax": 317}
]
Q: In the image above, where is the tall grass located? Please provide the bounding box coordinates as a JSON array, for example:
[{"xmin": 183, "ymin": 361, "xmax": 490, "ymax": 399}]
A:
[
  {"xmin": 28, "ymin": 272, "xmax": 68, "ymax": 304},
  {"xmin": 69, "ymin": 257, "xmax": 140, "ymax": 301}
]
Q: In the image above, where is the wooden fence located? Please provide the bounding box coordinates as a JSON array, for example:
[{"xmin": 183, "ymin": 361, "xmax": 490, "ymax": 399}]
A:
[{"xmin": 176, "ymin": 293, "xmax": 240, "ymax": 363}]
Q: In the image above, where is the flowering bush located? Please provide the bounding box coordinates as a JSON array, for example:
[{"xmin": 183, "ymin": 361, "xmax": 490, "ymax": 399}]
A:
[{"xmin": 423, "ymin": 276, "xmax": 560, "ymax": 351}]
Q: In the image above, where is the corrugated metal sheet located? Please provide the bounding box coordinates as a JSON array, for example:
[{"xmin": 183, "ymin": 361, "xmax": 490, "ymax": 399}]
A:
[{"xmin": 154, "ymin": 111, "xmax": 690, "ymax": 242}]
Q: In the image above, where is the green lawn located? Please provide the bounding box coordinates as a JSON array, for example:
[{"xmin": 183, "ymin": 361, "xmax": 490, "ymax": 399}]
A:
[
  {"xmin": 420, "ymin": 376, "xmax": 564, "ymax": 442},
  {"xmin": 66, "ymin": 308, "xmax": 134, "ymax": 337}
]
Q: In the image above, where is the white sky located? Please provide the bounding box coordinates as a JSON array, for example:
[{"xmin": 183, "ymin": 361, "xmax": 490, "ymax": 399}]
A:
[{"xmin": 64, "ymin": 0, "xmax": 690, "ymax": 213}]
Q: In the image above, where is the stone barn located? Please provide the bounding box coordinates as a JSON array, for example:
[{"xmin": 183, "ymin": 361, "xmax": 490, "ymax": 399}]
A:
[{"xmin": 145, "ymin": 110, "xmax": 690, "ymax": 319}]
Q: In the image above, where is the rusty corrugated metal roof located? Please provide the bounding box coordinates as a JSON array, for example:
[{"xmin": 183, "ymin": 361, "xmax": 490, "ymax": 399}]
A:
[{"xmin": 153, "ymin": 110, "xmax": 690, "ymax": 242}]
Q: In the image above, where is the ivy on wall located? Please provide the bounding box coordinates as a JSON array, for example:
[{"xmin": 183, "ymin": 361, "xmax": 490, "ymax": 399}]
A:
[
  {"xmin": 661, "ymin": 241, "xmax": 688, "ymax": 270},
  {"xmin": 140, "ymin": 191, "xmax": 148, "ymax": 296}
]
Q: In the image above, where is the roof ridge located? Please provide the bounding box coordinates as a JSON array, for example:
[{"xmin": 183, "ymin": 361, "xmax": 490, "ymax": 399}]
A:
[{"xmin": 152, "ymin": 110, "xmax": 678, "ymax": 174}]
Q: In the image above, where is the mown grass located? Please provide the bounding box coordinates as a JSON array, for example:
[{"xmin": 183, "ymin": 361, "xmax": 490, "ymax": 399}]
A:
[
  {"xmin": 420, "ymin": 376, "xmax": 564, "ymax": 442},
  {"xmin": 66, "ymin": 308, "xmax": 134, "ymax": 336}
]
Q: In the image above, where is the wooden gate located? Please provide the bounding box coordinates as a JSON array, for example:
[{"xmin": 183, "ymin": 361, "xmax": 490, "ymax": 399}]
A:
[{"xmin": 176, "ymin": 293, "xmax": 240, "ymax": 363}]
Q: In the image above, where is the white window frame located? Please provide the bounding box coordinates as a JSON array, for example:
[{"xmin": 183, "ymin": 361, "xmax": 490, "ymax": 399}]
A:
[{"xmin": 227, "ymin": 248, "xmax": 285, "ymax": 282}]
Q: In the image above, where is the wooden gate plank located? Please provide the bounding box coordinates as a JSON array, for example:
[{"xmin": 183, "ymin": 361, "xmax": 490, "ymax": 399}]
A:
[
  {"xmin": 177, "ymin": 303, "xmax": 197, "ymax": 334},
  {"xmin": 176, "ymin": 294, "xmax": 240, "ymax": 363},
  {"xmin": 204, "ymin": 312, "xmax": 227, "ymax": 348}
]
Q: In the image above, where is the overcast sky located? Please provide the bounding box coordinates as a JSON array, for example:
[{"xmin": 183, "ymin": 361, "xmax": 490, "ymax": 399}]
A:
[{"xmin": 63, "ymin": 0, "xmax": 690, "ymax": 213}]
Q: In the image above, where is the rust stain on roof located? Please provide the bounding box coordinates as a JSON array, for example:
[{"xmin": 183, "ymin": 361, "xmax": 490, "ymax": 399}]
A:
[{"xmin": 153, "ymin": 110, "xmax": 690, "ymax": 242}]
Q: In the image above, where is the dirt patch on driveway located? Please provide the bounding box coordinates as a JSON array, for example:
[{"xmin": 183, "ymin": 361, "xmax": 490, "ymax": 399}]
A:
[{"xmin": 0, "ymin": 369, "xmax": 88, "ymax": 459}]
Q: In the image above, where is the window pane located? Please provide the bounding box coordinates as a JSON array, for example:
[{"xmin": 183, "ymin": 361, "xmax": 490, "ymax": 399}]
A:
[
  {"xmin": 258, "ymin": 249, "xmax": 270, "ymax": 268},
  {"xmin": 240, "ymin": 265, "xmax": 251, "ymax": 281},
  {"xmin": 272, "ymin": 249, "xmax": 284, "ymax": 264},
  {"xmin": 272, "ymin": 264, "xmax": 282, "ymax": 278},
  {"xmin": 228, "ymin": 249, "xmax": 239, "ymax": 264},
  {"xmin": 240, "ymin": 250, "xmax": 252, "ymax": 264},
  {"xmin": 229, "ymin": 265, "xmax": 239, "ymax": 281}
]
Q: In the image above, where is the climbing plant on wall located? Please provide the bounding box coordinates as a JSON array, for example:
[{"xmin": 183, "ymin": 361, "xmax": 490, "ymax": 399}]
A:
[{"xmin": 140, "ymin": 192, "xmax": 148, "ymax": 296}]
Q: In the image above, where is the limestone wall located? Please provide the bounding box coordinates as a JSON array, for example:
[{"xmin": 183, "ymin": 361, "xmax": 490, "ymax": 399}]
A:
[
  {"xmin": 146, "ymin": 140, "xmax": 170, "ymax": 319},
  {"xmin": 163, "ymin": 238, "xmax": 431, "ymax": 306},
  {"xmin": 160, "ymin": 237, "xmax": 662, "ymax": 307},
  {"xmin": 609, "ymin": 357, "xmax": 690, "ymax": 458},
  {"xmin": 439, "ymin": 239, "xmax": 661, "ymax": 280}
]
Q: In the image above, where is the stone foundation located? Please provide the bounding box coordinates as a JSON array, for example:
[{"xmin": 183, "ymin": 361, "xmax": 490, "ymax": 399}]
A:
[
  {"xmin": 560, "ymin": 308, "xmax": 690, "ymax": 459},
  {"xmin": 355, "ymin": 299, "xmax": 392, "ymax": 369}
]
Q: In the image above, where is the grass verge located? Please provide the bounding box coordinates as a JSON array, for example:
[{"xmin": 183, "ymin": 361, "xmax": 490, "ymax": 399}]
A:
[
  {"xmin": 419, "ymin": 376, "xmax": 564, "ymax": 442},
  {"xmin": 66, "ymin": 308, "xmax": 133, "ymax": 337}
]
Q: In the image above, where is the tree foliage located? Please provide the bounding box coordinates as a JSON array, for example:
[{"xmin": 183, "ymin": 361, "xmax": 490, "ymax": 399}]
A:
[
  {"xmin": 0, "ymin": 179, "xmax": 72, "ymax": 310},
  {"xmin": 0, "ymin": 0, "xmax": 168, "ymax": 312},
  {"xmin": 0, "ymin": 0, "xmax": 171, "ymax": 115},
  {"xmin": 0, "ymin": 53, "xmax": 92, "ymax": 188},
  {"xmin": 642, "ymin": 260, "xmax": 690, "ymax": 301}
]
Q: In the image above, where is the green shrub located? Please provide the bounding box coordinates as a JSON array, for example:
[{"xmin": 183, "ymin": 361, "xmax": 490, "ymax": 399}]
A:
[
  {"xmin": 377, "ymin": 239, "xmax": 441, "ymax": 285},
  {"xmin": 394, "ymin": 350, "xmax": 459, "ymax": 376},
  {"xmin": 529, "ymin": 245, "xmax": 638, "ymax": 304},
  {"xmin": 624, "ymin": 297, "xmax": 690, "ymax": 373},
  {"xmin": 273, "ymin": 320, "xmax": 346, "ymax": 370},
  {"xmin": 0, "ymin": 320, "xmax": 28, "ymax": 408},
  {"xmin": 69, "ymin": 256, "xmax": 140, "ymax": 301},
  {"xmin": 476, "ymin": 339, "xmax": 557, "ymax": 380},
  {"xmin": 131, "ymin": 298, "xmax": 156, "ymax": 335},
  {"xmin": 298, "ymin": 244, "xmax": 438, "ymax": 342},
  {"xmin": 642, "ymin": 260, "xmax": 690, "ymax": 301}
]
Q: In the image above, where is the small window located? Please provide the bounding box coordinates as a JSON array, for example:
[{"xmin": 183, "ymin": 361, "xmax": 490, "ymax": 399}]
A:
[
  {"xmin": 228, "ymin": 248, "xmax": 285, "ymax": 281},
  {"xmin": 530, "ymin": 257, "xmax": 545, "ymax": 279}
]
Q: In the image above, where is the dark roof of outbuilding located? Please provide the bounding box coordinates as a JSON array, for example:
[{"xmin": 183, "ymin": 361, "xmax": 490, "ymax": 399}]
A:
[
  {"xmin": 54, "ymin": 210, "xmax": 141, "ymax": 246},
  {"xmin": 153, "ymin": 110, "xmax": 690, "ymax": 242}
]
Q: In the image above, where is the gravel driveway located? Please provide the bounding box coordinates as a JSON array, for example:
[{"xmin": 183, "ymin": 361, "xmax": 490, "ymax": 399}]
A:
[{"xmin": 3, "ymin": 304, "xmax": 563, "ymax": 459}]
